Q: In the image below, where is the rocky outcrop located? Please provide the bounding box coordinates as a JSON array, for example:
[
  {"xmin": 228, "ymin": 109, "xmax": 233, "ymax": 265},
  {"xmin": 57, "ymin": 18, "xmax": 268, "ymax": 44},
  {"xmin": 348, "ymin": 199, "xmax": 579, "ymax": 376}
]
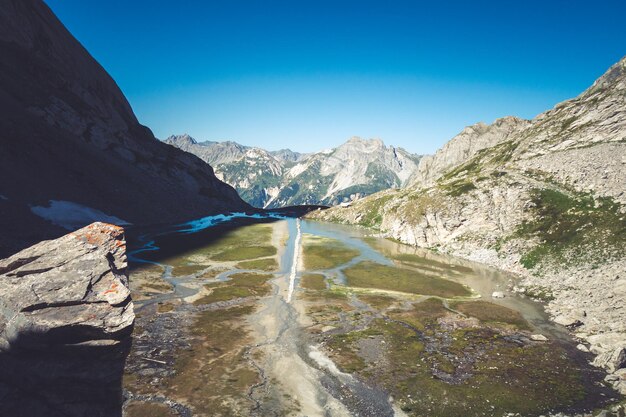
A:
[
  {"xmin": 167, "ymin": 135, "xmax": 422, "ymax": 208},
  {"xmin": 0, "ymin": 222, "xmax": 134, "ymax": 417},
  {"xmin": 409, "ymin": 116, "xmax": 530, "ymax": 187},
  {"xmin": 0, "ymin": 0, "xmax": 248, "ymax": 257},
  {"xmin": 309, "ymin": 56, "xmax": 626, "ymax": 393}
]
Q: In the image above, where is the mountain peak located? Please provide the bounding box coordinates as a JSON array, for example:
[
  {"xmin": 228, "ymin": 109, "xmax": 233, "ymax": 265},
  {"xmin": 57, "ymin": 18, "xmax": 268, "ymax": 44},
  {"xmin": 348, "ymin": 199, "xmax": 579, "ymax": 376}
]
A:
[
  {"xmin": 588, "ymin": 55, "xmax": 626, "ymax": 93},
  {"xmin": 166, "ymin": 133, "xmax": 197, "ymax": 145},
  {"xmin": 345, "ymin": 136, "xmax": 385, "ymax": 148}
]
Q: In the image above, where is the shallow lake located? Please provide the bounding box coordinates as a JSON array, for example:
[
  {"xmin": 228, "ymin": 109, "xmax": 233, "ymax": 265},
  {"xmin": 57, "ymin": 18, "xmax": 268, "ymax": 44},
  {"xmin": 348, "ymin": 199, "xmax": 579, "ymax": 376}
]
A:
[{"xmin": 123, "ymin": 215, "xmax": 617, "ymax": 417}]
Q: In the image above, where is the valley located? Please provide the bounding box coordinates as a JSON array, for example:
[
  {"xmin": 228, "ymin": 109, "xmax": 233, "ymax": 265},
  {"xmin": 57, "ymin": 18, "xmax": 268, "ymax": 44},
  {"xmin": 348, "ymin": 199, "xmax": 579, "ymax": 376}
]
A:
[{"xmin": 122, "ymin": 215, "xmax": 617, "ymax": 417}]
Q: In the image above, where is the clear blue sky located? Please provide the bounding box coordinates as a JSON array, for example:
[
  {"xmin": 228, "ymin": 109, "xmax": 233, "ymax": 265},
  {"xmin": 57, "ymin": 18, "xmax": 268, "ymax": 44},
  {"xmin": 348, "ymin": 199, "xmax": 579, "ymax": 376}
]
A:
[{"xmin": 45, "ymin": 0, "xmax": 625, "ymax": 154}]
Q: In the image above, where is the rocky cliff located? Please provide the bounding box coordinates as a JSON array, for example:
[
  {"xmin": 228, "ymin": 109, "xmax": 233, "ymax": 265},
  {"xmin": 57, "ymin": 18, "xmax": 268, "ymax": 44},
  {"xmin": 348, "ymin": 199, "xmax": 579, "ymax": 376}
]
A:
[
  {"xmin": 0, "ymin": 0, "xmax": 248, "ymax": 257},
  {"xmin": 166, "ymin": 135, "xmax": 422, "ymax": 208},
  {"xmin": 409, "ymin": 116, "xmax": 531, "ymax": 187},
  {"xmin": 310, "ymin": 56, "xmax": 626, "ymax": 393},
  {"xmin": 0, "ymin": 222, "xmax": 134, "ymax": 416}
]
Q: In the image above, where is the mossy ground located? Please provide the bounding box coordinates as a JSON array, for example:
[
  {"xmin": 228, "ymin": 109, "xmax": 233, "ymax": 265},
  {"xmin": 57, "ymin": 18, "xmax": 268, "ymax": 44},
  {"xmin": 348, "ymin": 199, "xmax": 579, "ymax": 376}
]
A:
[
  {"xmin": 302, "ymin": 234, "xmax": 360, "ymax": 270},
  {"xmin": 125, "ymin": 402, "xmax": 177, "ymax": 417},
  {"xmin": 193, "ymin": 272, "xmax": 274, "ymax": 305},
  {"xmin": 317, "ymin": 297, "xmax": 596, "ymax": 417},
  {"xmin": 450, "ymin": 300, "xmax": 531, "ymax": 330},
  {"xmin": 128, "ymin": 263, "xmax": 172, "ymax": 299},
  {"xmin": 236, "ymin": 257, "xmax": 278, "ymax": 271},
  {"xmin": 124, "ymin": 305, "xmax": 260, "ymax": 417},
  {"xmin": 391, "ymin": 252, "xmax": 474, "ymax": 274},
  {"xmin": 300, "ymin": 273, "xmax": 327, "ymax": 290},
  {"xmin": 515, "ymin": 188, "xmax": 626, "ymax": 270},
  {"xmin": 342, "ymin": 261, "xmax": 471, "ymax": 298},
  {"xmin": 162, "ymin": 223, "xmax": 277, "ymax": 275}
]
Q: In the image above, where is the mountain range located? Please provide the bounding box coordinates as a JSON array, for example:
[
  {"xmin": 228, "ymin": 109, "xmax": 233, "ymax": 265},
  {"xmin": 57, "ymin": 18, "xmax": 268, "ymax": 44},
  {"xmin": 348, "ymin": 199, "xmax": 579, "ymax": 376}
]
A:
[
  {"xmin": 310, "ymin": 56, "xmax": 626, "ymax": 390},
  {"xmin": 0, "ymin": 0, "xmax": 247, "ymax": 257},
  {"xmin": 165, "ymin": 134, "xmax": 422, "ymax": 208}
]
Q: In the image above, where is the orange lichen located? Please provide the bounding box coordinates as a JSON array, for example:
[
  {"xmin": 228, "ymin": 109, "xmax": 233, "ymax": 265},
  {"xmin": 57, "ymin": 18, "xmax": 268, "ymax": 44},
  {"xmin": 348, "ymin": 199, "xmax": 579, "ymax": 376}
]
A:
[
  {"xmin": 103, "ymin": 282, "xmax": 119, "ymax": 295},
  {"xmin": 71, "ymin": 222, "xmax": 125, "ymax": 247}
]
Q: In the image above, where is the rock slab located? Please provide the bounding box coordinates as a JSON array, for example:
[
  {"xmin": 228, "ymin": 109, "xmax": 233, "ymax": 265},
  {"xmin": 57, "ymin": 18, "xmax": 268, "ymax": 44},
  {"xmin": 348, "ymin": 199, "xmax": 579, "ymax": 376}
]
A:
[{"xmin": 0, "ymin": 222, "xmax": 134, "ymax": 417}]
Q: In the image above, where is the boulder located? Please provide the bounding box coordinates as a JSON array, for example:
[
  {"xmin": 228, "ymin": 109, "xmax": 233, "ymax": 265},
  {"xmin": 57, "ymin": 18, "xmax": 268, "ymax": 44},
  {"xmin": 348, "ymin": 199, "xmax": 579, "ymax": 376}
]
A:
[
  {"xmin": 0, "ymin": 222, "xmax": 134, "ymax": 417},
  {"xmin": 594, "ymin": 346, "xmax": 626, "ymax": 373}
]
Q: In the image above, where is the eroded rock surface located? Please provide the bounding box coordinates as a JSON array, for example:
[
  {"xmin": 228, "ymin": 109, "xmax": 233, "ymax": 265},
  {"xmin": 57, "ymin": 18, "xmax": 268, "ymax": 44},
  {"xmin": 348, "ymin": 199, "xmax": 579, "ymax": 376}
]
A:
[{"xmin": 0, "ymin": 222, "xmax": 134, "ymax": 417}]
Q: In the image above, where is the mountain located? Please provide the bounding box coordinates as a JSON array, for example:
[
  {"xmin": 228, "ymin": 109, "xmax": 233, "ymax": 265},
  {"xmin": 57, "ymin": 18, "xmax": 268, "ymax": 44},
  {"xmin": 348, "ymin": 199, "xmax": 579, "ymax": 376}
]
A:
[
  {"xmin": 408, "ymin": 116, "xmax": 531, "ymax": 186},
  {"xmin": 165, "ymin": 135, "xmax": 422, "ymax": 208},
  {"xmin": 0, "ymin": 0, "xmax": 248, "ymax": 257},
  {"xmin": 310, "ymin": 56, "xmax": 626, "ymax": 389}
]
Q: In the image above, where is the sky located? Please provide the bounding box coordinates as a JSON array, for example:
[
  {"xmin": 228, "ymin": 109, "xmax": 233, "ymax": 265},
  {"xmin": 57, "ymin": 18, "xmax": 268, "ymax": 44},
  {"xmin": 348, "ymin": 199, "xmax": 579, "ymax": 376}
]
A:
[{"xmin": 45, "ymin": 0, "xmax": 626, "ymax": 154}]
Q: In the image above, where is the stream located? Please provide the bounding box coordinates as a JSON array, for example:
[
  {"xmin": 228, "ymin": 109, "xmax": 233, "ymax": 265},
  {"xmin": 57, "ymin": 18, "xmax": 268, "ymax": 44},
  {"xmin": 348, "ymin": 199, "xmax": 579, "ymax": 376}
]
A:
[{"xmin": 122, "ymin": 214, "xmax": 619, "ymax": 417}]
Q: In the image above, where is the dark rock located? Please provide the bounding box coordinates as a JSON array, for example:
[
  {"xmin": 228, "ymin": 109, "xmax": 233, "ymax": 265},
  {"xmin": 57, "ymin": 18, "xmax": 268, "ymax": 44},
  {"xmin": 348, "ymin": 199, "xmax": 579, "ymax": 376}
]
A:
[{"xmin": 0, "ymin": 0, "xmax": 249, "ymax": 257}]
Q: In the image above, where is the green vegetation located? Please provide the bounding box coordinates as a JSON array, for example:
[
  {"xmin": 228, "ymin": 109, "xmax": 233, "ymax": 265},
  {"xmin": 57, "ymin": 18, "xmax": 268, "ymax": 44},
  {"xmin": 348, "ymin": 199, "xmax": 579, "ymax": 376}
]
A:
[
  {"xmin": 442, "ymin": 178, "xmax": 477, "ymax": 197},
  {"xmin": 169, "ymin": 263, "xmax": 207, "ymax": 277},
  {"xmin": 515, "ymin": 188, "xmax": 626, "ymax": 269},
  {"xmin": 124, "ymin": 306, "xmax": 259, "ymax": 416},
  {"xmin": 357, "ymin": 294, "xmax": 396, "ymax": 310},
  {"xmin": 439, "ymin": 140, "xmax": 519, "ymax": 183},
  {"xmin": 300, "ymin": 273, "xmax": 327, "ymax": 290},
  {"xmin": 401, "ymin": 192, "xmax": 445, "ymax": 226},
  {"xmin": 163, "ymin": 223, "xmax": 276, "ymax": 270},
  {"xmin": 128, "ymin": 263, "xmax": 172, "ymax": 300},
  {"xmin": 212, "ymin": 245, "xmax": 276, "ymax": 261},
  {"xmin": 170, "ymin": 306, "xmax": 259, "ymax": 415},
  {"xmin": 387, "ymin": 297, "xmax": 449, "ymax": 330},
  {"xmin": 342, "ymin": 261, "xmax": 472, "ymax": 298},
  {"xmin": 324, "ymin": 298, "xmax": 590, "ymax": 416},
  {"xmin": 355, "ymin": 193, "xmax": 396, "ymax": 229},
  {"xmin": 451, "ymin": 300, "xmax": 530, "ymax": 330},
  {"xmin": 193, "ymin": 273, "xmax": 273, "ymax": 305},
  {"xmin": 522, "ymin": 285, "xmax": 556, "ymax": 302},
  {"xmin": 302, "ymin": 235, "xmax": 360, "ymax": 270},
  {"xmin": 236, "ymin": 257, "xmax": 278, "ymax": 271},
  {"xmin": 391, "ymin": 253, "xmax": 474, "ymax": 274},
  {"xmin": 125, "ymin": 402, "xmax": 177, "ymax": 417}
]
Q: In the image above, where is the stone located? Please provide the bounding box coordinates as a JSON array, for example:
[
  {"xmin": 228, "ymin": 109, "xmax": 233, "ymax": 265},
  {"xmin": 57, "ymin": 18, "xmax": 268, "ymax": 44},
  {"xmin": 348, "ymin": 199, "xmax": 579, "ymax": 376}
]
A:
[
  {"xmin": 0, "ymin": 222, "xmax": 134, "ymax": 417},
  {"xmin": 554, "ymin": 315, "xmax": 584, "ymax": 329},
  {"xmin": 530, "ymin": 334, "xmax": 548, "ymax": 342},
  {"xmin": 0, "ymin": 222, "xmax": 134, "ymax": 351},
  {"xmin": 593, "ymin": 346, "xmax": 626, "ymax": 373},
  {"xmin": 577, "ymin": 343, "xmax": 590, "ymax": 352}
]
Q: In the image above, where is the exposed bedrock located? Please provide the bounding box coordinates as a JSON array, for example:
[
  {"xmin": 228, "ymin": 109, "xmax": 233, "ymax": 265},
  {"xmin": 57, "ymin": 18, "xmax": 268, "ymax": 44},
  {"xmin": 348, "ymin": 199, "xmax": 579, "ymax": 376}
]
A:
[{"xmin": 0, "ymin": 222, "xmax": 134, "ymax": 417}]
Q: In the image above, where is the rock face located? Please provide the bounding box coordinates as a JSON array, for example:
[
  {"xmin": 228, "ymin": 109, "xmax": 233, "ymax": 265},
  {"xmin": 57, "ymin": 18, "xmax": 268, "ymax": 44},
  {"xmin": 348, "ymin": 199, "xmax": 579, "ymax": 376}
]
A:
[
  {"xmin": 166, "ymin": 135, "xmax": 422, "ymax": 208},
  {"xmin": 0, "ymin": 0, "xmax": 248, "ymax": 257},
  {"xmin": 0, "ymin": 222, "xmax": 134, "ymax": 417},
  {"xmin": 409, "ymin": 116, "xmax": 530, "ymax": 187},
  {"xmin": 310, "ymin": 56, "xmax": 626, "ymax": 392}
]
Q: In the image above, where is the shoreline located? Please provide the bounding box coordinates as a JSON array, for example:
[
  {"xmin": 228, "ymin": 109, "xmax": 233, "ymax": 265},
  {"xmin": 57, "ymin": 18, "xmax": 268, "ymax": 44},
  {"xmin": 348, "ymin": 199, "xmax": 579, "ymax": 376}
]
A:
[{"xmin": 357, "ymin": 224, "xmax": 626, "ymax": 398}]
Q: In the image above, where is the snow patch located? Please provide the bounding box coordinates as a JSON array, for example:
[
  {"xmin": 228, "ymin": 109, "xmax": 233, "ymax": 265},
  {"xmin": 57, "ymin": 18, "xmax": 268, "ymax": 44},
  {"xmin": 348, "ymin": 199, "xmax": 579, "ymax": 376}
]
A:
[{"xmin": 31, "ymin": 200, "xmax": 130, "ymax": 230}]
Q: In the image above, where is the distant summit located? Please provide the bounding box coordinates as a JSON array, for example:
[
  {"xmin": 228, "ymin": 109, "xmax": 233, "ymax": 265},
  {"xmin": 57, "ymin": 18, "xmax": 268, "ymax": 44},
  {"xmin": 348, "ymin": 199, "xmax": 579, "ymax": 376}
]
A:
[{"xmin": 166, "ymin": 135, "xmax": 422, "ymax": 208}]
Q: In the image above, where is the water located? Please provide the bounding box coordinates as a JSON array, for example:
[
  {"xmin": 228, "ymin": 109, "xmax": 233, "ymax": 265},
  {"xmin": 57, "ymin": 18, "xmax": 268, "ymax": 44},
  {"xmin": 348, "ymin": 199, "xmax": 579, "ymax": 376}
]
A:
[{"xmin": 124, "ymin": 216, "xmax": 618, "ymax": 417}]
